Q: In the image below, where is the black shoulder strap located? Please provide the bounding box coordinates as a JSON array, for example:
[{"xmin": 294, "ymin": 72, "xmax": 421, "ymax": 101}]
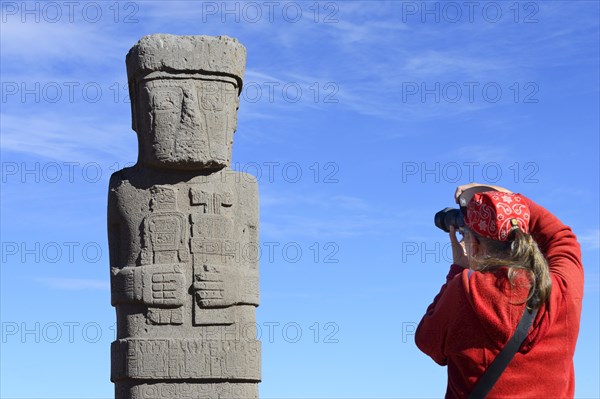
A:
[{"xmin": 469, "ymin": 307, "xmax": 538, "ymax": 399}]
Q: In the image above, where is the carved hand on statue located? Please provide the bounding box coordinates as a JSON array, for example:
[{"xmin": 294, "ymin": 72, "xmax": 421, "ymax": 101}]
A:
[
  {"xmin": 193, "ymin": 264, "xmax": 240, "ymax": 308},
  {"xmin": 148, "ymin": 270, "xmax": 186, "ymax": 307},
  {"xmin": 110, "ymin": 265, "xmax": 186, "ymax": 307}
]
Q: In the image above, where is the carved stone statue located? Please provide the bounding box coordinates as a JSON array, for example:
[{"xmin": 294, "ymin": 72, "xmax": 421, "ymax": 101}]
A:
[{"xmin": 108, "ymin": 34, "xmax": 260, "ymax": 399}]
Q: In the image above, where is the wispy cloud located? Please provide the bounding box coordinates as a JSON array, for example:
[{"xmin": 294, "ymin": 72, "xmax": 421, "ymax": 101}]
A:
[
  {"xmin": 261, "ymin": 191, "xmax": 370, "ymax": 211},
  {"xmin": 1, "ymin": 19, "xmax": 127, "ymax": 75},
  {"xmin": 450, "ymin": 145, "xmax": 511, "ymax": 163},
  {"xmin": 260, "ymin": 212, "xmax": 391, "ymax": 239},
  {"xmin": 579, "ymin": 229, "xmax": 600, "ymax": 250},
  {"xmin": 1, "ymin": 2, "xmax": 596, "ymax": 166},
  {"xmin": 259, "ymin": 189, "xmax": 426, "ymax": 239},
  {"xmin": 1, "ymin": 113, "xmax": 136, "ymax": 163},
  {"xmin": 35, "ymin": 277, "xmax": 109, "ymax": 290}
]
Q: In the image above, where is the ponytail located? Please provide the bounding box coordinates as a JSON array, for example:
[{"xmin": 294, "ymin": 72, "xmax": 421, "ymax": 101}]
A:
[{"xmin": 471, "ymin": 229, "xmax": 552, "ymax": 309}]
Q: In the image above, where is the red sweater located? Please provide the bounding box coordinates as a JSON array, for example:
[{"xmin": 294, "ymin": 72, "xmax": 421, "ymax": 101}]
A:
[{"xmin": 415, "ymin": 197, "xmax": 584, "ymax": 398}]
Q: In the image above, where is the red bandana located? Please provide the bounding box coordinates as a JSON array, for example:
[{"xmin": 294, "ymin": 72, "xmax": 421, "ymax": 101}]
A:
[{"xmin": 465, "ymin": 191, "xmax": 530, "ymax": 241}]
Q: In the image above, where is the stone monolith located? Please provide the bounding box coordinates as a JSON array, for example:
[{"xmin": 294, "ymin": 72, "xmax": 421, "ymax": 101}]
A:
[{"xmin": 108, "ymin": 34, "xmax": 260, "ymax": 399}]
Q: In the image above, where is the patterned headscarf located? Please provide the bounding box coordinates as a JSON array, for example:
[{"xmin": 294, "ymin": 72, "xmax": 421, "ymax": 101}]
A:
[{"xmin": 464, "ymin": 191, "xmax": 530, "ymax": 241}]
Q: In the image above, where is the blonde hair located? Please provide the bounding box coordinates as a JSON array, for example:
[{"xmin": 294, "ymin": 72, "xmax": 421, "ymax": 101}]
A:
[{"xmin": 469, "ymin": 228, "xmax": 551, "ymax": 309}]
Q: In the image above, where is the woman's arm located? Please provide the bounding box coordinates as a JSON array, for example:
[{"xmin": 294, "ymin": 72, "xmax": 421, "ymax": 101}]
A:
[
  {"xmin": 414, "ymin": 264, "xmax": 464, "ymax": 365},
  {"xmin": 525, "ymin": 197, "xmax": 584, "ymax": 296}
]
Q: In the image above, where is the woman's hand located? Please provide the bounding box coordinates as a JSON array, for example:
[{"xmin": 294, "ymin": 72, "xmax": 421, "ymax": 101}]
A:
[
  {"xmin": 454, "ymin": 183, "xmax": 513, "ymax": 206},
  {"xmin": 449, "ymin": 226, "xmax": 470, "ymax": 268}
]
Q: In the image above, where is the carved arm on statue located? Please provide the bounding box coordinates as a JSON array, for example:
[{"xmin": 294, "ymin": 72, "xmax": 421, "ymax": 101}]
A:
[{"xmin": 111, "ymin": 264, "xmax": 185, "ymax": 307}]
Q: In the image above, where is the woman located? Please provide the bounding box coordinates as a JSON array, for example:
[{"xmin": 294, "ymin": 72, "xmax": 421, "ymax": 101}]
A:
[{"xmin": 415, "ymin": 183, "xmax": 584, "ymax": 398}]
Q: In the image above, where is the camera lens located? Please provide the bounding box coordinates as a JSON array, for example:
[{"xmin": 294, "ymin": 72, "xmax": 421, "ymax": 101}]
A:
[{"xmin": 434, "ymin": 208, "xmax": 464, "ymax": 233}]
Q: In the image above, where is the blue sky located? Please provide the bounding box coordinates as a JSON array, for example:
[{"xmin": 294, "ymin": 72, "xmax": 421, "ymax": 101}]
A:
[{"xmin": 1, "ymin": 1, "xmax": 598, "ymax": 397}]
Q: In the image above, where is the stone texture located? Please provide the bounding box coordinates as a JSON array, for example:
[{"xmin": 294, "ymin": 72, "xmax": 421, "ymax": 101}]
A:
[
  {"xmin": 108, "ymin": 34, "xmax": 259, "ymax": 399},
  {"xmin": 126, "ymin": 34, "xmax": 246, "ymax": 90}
]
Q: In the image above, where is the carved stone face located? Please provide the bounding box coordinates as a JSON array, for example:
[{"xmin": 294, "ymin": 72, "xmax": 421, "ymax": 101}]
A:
[{"xmin": 134, "ymin": 76, "xmax": 239, "ymax": 170}]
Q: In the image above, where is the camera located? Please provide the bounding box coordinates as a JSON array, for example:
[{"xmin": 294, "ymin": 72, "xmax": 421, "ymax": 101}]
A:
[
  {"xmin": 434, "ymin": 185, "xmax": 494, "ymax": 233},
  {"xmin": 434, "ymin": 207, "xmax": 465, "ymax": 233}
]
